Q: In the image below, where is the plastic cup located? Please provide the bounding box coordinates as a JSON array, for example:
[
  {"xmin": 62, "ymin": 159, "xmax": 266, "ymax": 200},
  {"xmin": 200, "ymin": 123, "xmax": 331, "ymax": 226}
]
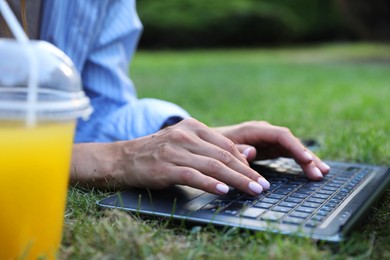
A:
[{"xmin": 0, "ymin": 39, "xmax": 92, "ymax": 259}]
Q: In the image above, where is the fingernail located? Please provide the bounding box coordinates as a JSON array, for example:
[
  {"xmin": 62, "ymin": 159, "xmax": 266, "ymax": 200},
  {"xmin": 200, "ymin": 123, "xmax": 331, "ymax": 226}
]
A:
[
  {"xmin": 303, "ymin": 151, "xmax": 313, "ymax": 161},
  {"xmin": 257, "ymin": 177, "xmax": 270, "ymax": 190},
  {"xmin": 320, "ymin": 162, "xmax": 330, "ymax": 171},
  {"xmin": 216, "ymin": 183, "xmax": 229, "ymax": 194},
  {"xmin": 243, "ymin": 147, "xmax": 252, "ymax": 159},
  {"xmin": 313, "ymin": 167, "xmax": 323, "ymax": 178},
  {"xmin": 248, "ymin": 181, "xmax": 263, "ymax": 194}
]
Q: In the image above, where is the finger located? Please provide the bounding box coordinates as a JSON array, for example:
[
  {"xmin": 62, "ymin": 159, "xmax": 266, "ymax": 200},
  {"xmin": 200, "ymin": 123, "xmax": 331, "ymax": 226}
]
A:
[
  {"xmin": 270, "ymin": 128, "xmax": 314, "ymax": 164},
  {"xmin": 156, "ymin": 122, "xmax": 269, "ymax": 193},
  {"xmin": 308, "ymin": 151, "xmax": 331, "ymax": 175},
  {"xmin": 300, "ymin": 162, "xmax": 324, "ymax": 181},
  {"xmin": 187, "ymin": 119, "xmax": 249, "ymax": 166},
  {"xmin": 235, "ymin": 144, "xmax": 257, "ymax": 161},
  {"xmin": 169, "ymin": 166, "xmax": 231, "ymax": 195},
  {"xmin": 173, "ymin": 151, "xmax": 270, "ymax": 195},
  {"xmin": 251, "ymin": 125, "xmax": 331, "ymax": 176},
  {"xmin": 185, "ymin": 139, "xmax": 266, "ymax": 185}
]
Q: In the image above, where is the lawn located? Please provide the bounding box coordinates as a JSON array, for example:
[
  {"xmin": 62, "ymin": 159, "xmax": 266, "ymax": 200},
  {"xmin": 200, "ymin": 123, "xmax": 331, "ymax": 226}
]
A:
[{"xmin": 61, "ymin": 43, "xmax": 390, "ymax": 259}]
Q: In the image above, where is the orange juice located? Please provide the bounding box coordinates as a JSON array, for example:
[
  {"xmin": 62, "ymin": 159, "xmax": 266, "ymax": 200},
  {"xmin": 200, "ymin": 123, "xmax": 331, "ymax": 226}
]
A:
[{"xmin": 0, "ymin": 121, "xmax": 75, "ymax": 259}]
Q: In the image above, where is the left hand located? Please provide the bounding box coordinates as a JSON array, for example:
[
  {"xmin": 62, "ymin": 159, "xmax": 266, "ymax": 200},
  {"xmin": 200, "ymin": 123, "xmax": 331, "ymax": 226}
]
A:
[{"xmin": 214, "ymin": 121, "xmax": 330, "ymax": 180}]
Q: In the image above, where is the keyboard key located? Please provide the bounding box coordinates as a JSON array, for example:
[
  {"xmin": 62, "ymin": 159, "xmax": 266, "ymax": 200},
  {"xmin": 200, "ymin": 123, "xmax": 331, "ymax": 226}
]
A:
[
  {"xmin": 254, "ymin": 202, "xmax": 273, "ymax": 209},
  {"xmin": 310, "ymin": 215, "xmax": 325, "ymax": 222},
  {"xmin": 324, "ymin": 202, "xmax": 338, "ymax": 209},
  {"xmin": 289, "ymin": 193, "xmax": 308, "ymax": 199},
  {"xmin": 267, "ymin": 194, "xmax": 285, "ymax": 200},
  {"xmin": 318, "ymin": 206, "xmax": 333, "ymax": 213},
  {"xmin": 333, "ymin": 194, "xmax": 346, "ymax": 201},
  {"xmin": 322, "ymin": 186, "xmax": 338, "ymax": 192},
  {"xmin": 223, "ymin": 202, "xmax": 248, "ymax": 213},
  {"xmin": 221, "ymin": 209, "xmax": 239, "ymax": 216},
  {"xmin": 312, "ymin": 193, "xmax": 329, "ymax": 200},
  {"xmin": 283, "ymin": 216, "xmax": 305, "ymax": 225},
  {"xmin": 286, "ymin": 182, "xmax": 303, "ymax": 189},
  {"xmin": 299, "ymin": 187, "xmax": 319, "ymax": 192},
  {"xmin": 316, "ymin": 210, "xmax": 330, "ymax": 217},
  {"xmin": 201, "ymin": 203, "xmax": 219, "ymax": 211},
  {"xmin": 273, "ymin": 206, "xmax": 291, "ymax": 213},
  {"xmin": 278, "ymin": 185, "xmax": 296, "ymax": 192},
  {"xmin": 261, "ymin": 198, "xmax": 280, "ymax": 204},
  {"xmin": 279, "ymin": 201, "xmax": 298, "ymax": 208},
  {"xmin": 327, "ymin": 183, "xmax": 343, "ymax": 188},
  {"xmin": 329, "ymin": 198, "xmax": 342, "ymax": 204},
  {"xmin": 295, "ymin": 189, "xmax": 313, "ymax": 195},
  {"xmin": 306, "ymin": 197, "xmax": 326, "ymax": 204},
  {"xmin": 237, "ymin": 196, "xmax": 259, "ymax": 204},
  {"xmin": 284, "ymin": 197, "xmax": 304, "ymax": 204},
  {"xmin": 211, "ymin": 199, "xmax": 230, "ymax": 207},
  {"xmin": 224, "ymin": 190, "xmax": 245, "ymax": 200},
  {"xmin": 290, "ymin": 211, "xmax": 310, "ymax": 219},
  {"xmin": 305, "ymin": 219, "xmax": 320, "ymax": 227},
  {"xmin": 316, "ymin": 190, "xmax": 334, "ymax": 195},
  {"xmin": 261, "ymin": 211, "xmax": 285, "ymax": 221},
  {"xmin": 302, "ymin": 202, "xmax": 321, "ymax": 208},
  {"xmin": 296, "ymin": 206, "xmax": 316, "ymax": 214},
  {"xmin": 240, "ymin": 208, "xmax": 266, "ymax": 218},
  {"xmin": 305, "ymin": 182, "xmax": 323, "ymax": 188},
  {"xmin": 273, "ymin": 189, "xmax": 291, "ymax": 195}
]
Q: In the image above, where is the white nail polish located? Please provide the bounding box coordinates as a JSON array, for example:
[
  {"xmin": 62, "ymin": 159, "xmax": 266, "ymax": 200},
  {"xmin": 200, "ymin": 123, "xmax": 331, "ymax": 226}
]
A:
[
  {"xmin": 257, "ymin": 177, "xmax": 270, "ymax": 190},
  {"xmin": 216, "ymin": 183, "xmax": 229, "ymax": 194},
  {"xmin": 248, "ymin": 181, "xmax": 263, "ymax": 194},
  {"xmin": 303, "ymin": 151, "xmax": 313, "ymax": 161},
  {"xmin": 243, "ymin": 148, "xmax": 252, "ymax": 159},
  {"xmin": 313, "ymin": 167, "xmax": 323, "ymax": 178},
  {"xmin": 321, "ymin": 162, "xmax": 330, "ymax": 171}
]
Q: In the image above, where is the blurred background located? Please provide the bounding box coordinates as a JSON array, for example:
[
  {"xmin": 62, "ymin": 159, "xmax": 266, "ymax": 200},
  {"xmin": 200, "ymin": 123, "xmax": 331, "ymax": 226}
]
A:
[{"xmin": 137, "ymin": 0, "xmax": 390, "ymax": 49}]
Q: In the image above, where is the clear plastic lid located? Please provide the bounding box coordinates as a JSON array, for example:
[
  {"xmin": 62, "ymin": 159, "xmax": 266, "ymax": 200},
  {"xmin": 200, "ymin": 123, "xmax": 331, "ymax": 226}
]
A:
[{"xmin": 0, "ymin": 39, "xmax": 92, "ymax": 121}]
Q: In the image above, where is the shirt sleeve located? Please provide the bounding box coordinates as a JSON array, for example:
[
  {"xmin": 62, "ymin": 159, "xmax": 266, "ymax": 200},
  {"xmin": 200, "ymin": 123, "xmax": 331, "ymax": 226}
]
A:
[{"xmin": 40, "ymin": 0, "xmax": 190, "ymax": 143}]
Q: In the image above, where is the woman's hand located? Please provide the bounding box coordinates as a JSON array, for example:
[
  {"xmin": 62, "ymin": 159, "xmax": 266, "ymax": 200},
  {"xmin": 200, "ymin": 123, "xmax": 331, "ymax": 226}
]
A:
[
  {"xmin": 71, "ymin": 118, "xmax": 269, "ymax": 196},
  {"xmin": 214, "ymin": 121, "xmax": 330, "ymax": 180}
]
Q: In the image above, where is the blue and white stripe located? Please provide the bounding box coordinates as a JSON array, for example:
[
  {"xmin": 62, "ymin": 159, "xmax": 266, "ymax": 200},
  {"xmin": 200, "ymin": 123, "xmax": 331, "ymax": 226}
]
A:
[{"xmin": 40, "ymin": 0, "xmax": 189, "ymax": 142}]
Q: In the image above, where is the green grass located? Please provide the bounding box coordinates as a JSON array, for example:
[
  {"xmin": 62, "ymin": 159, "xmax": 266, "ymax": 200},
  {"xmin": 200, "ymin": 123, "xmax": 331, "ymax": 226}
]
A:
[{"xmin": 61, "ymin": 43, "xmax": 390, "ymax": 259}]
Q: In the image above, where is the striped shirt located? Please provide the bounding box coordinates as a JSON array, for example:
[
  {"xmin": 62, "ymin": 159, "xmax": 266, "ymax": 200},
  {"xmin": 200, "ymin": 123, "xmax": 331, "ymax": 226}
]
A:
[{"xmin": 40, "ymin": 0, "xmax": 189, "ymax": 142}]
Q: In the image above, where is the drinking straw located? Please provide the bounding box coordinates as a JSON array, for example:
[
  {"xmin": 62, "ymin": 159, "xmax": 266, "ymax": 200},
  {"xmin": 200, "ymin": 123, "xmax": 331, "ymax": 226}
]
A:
[{"xmin": 0, "ymin": 0, "xmax": 38, "ymax": 127}]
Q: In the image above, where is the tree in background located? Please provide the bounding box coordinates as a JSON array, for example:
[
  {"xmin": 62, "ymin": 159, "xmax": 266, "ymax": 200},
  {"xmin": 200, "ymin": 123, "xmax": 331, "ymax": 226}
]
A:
[
  {"xmin": 337, "ymin": 0, "xmax": 390, "ymax": 41},
  {"xmin": 137, "ymin": 0, "xmax": 389, "ymax": 48}
]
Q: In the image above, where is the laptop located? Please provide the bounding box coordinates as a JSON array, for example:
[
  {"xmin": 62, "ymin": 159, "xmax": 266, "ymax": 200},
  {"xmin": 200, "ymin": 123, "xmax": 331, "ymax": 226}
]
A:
[{"xmin": 97, "ymin": 157, "xmax": 390, "ymax": 242}]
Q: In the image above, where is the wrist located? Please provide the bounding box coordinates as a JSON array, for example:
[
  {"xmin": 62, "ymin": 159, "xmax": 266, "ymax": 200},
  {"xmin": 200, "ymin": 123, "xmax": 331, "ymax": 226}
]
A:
[{"xmin": 70, "ymin": 143, "xmax": 125, "ymax": 189}]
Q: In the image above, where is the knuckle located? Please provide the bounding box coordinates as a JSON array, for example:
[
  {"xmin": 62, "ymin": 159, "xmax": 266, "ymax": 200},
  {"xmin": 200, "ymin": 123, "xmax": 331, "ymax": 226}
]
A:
[
  {"xmin": 218, "ymin": 149, "xmax": 234, "ymax": 165},
  {"xmin": 276, "ymin": 127, "xmax": 295, "ymax": 149},
  {"xmin": 206, "ymin": 159, "xmax": 223, "ymax": 173},
  {"xmin": 177, "ymin": 168, "xmax": 194, "ymax": 184},
  {"xmin": 156, "ymin": 143, "xmax": 175, "ymax": 159},
  {"xmin": 224, "ymin": 139, "xmax": 236, "ymax": 153},
  {"xmin": 169, "ymin": 128, "xmax": 191, "ymax": 143},
  {"xmin": 278, "ymin": 127, "xmax": 293, "ymax": 139},
  {"xmin": 182, "ymin": 118, "xmax": 201, "ymax": 127},
  {"xmin": 243, "ymin": 120, "xmax": 270, "ymax": 128},
  {"xmin": 280, "ymin": 126, "xmax": 292, "ymax": 134},
  {"xmin": 196, "ymin": 127, "xmax": 209, "ymax": 139}
]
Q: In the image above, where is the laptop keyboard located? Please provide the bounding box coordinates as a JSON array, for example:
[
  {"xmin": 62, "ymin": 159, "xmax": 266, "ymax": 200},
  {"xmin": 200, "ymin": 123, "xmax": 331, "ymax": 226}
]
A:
[{"xmin": 198, "ymin": 158, "xmax": 372, "ymax": 228}]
